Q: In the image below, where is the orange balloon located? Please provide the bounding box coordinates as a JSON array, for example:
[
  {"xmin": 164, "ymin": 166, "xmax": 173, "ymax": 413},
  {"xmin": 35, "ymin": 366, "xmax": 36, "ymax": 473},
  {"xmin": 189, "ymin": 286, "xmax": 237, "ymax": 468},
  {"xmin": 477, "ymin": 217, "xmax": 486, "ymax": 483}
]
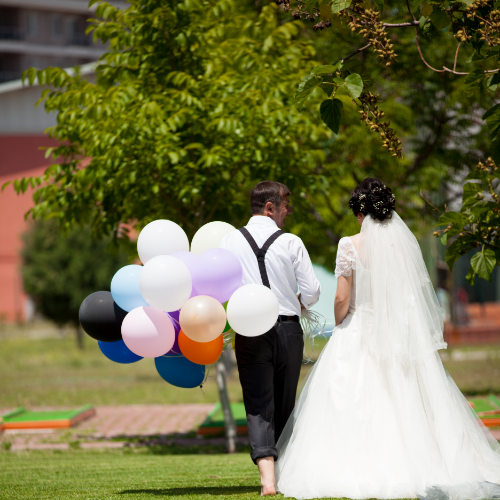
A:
[{"xmin": 178, "ymin": 330, "xmax": 223, "ymax": 365}]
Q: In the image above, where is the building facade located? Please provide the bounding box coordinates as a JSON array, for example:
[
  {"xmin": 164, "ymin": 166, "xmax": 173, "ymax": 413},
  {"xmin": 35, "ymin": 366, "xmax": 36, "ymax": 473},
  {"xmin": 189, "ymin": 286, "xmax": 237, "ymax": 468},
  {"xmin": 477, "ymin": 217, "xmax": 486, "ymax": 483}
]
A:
[
  {"xmin": 0, "ymin": 0, "xmax": 124, "ymax": 322},
  {"xmin": 0, "ymin": 0, "xmax": 112, "ymax": 83}
]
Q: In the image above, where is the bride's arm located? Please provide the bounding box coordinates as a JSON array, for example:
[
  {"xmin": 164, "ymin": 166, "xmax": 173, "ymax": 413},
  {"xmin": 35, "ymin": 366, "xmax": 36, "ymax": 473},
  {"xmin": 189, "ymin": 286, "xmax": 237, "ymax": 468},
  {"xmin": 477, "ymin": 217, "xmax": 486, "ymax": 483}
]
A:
[{"xmin": 334, "ymin": 274, "xmax": 352, "ymax": 326}]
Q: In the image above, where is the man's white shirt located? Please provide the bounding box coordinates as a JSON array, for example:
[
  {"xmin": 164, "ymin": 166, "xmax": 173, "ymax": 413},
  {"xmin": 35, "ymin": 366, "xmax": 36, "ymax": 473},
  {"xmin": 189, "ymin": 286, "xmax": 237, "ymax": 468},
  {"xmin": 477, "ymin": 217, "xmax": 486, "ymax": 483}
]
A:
[{"xmin": 219, "ymin": 216, "xmax": 321, "ymax": 317}]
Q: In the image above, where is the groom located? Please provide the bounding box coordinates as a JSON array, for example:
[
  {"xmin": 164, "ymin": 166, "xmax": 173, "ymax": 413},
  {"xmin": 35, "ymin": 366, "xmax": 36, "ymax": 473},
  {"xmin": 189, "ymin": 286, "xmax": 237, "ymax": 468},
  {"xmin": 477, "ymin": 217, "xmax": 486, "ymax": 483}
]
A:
[{"xmin": 220, "ymin": 181, "xmax": 321, "ymax": 495}]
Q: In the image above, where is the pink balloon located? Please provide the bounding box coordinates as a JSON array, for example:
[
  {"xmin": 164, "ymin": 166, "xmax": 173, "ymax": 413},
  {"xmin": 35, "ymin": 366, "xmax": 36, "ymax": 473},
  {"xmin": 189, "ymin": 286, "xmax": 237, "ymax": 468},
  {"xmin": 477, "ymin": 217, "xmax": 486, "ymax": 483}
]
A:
[
  {"xmin": 121, "ymin": 306, "xmax": 175, "ymax": 358},
  {"xmin": 171, "ymin": 251, "xmax": 200, "ymax": 298}
]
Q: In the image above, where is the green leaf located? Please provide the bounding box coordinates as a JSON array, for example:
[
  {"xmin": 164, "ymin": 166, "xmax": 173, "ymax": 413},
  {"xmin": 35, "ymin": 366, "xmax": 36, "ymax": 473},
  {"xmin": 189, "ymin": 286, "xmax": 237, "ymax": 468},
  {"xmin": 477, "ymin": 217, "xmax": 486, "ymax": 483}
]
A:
[
  {"xmin": 1, "ymin": 180, "xmax": 11, "ymax": 192},
  {"xmin": 372, "ymin": 0, "xmax": 384, "ymax": 11},
  {"xmin": 488, "ymin": 72, "xmax": 500, "ymax": 91},
  {"xmin": 461, "ymin": 181, "xmax": 481, "ymax": 209},
  {"xmin": 445, "ymin": 239, "xmax": 461, "ymax": 271},
  {"xmin": 490, "ymin": 138, "xmax": 500, "ymax": 164},
  {"xmin": 412, "ymin": 0, "xmax": 426, "ymax": 7},
  {"xmin": 304, "ymin": 0, "xmax": 318, "ymax": 13},
  {"xmin": 312, "ymin": 64, "xmax": 341, "ymax": 76},
  {"xmin": 294, "ymin": 74, "xmax": 322, "ymax": 111},
  {"xmin": 465, "ymin": 169, "xmax": 491, "ymax": 181},
  {"xmin": 482, "ymin": 103, "xmax": 500, "ymax": 138},
  {"xmin": 331, "ymin": 0, "xmax": 352, "ymax": 14},
  {"xmin": 435, "ymin": 211, "xmax": 468, "ymax": 226},
  {"xmin": 470, "ymin": 46, "xmax": 500, "ymax": 62},
  {"xmin": 465, "ymin": 267, "xmax": 475, "ymax": 286},
  {"xmin": 421, "ymin": 3, "xmax": 433, "ymax": 17},
  {"xmin": 319, "ymin": 76, "xmax": 335, "ymax": 97},
  {"xmin": 430, "ymin": 9, "xmax": 450, "ymax": 29},
  {"xmin": 465, "ymin": 69, "xmax": 486, "ymax": 91},
  {"xmin": 470, "ymin": 248, "xmax": 496, "ymax": 282},
  {"xmin": 344, "ymin": 73, "xmax": 363, "ymax": 99},
  {"xmin": 320, "ymin": 98, "xmax": 343, "ymax": 134}
]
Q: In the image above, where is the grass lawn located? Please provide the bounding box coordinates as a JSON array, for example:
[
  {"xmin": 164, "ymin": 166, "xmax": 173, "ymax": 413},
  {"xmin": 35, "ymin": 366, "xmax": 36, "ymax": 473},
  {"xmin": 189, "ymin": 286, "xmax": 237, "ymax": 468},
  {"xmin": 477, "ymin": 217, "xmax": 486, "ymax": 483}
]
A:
[
  {"xmin": 0, "ymin": 449, "xmax": 264, "ymax": 500},
  {"xmin": 0, "ymin": 325, "xmax": 499, "ymax": 408},
  {"xmin": 0, "ymin": 333, "xmax": 244, "ymax": 408},
  {"xmin": 0, "ymin": 448, "xmax": 414, "ymax": 500}
]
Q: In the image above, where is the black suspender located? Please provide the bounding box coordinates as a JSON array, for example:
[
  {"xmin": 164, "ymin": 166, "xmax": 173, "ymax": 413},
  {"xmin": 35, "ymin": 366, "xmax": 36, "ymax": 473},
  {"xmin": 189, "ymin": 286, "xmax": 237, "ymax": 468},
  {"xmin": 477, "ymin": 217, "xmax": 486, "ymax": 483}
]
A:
[{"xmin": 238, "ymin": 227, "xmax": 284, "ymax": 289}]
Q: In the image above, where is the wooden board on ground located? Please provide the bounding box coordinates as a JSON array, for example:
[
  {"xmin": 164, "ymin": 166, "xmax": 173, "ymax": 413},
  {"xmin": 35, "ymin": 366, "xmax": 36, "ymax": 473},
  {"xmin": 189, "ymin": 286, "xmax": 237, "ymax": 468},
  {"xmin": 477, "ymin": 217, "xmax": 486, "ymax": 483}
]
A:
[
  {"xmin": 1, "ymin": 405, "xmax": 95, "ymax": 431},
  {"xmin": 197, "ymin": 402, "xmax": 248, "ymax": 436}
]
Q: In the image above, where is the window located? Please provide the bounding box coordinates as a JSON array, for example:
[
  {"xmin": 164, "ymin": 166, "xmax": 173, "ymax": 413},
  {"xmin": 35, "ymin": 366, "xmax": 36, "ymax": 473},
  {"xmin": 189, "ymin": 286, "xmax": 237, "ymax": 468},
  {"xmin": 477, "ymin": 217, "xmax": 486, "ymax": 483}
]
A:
[
  {"xmin": 51, "ymin": 14, "xmax": 62, "ymax": 38},
  {"xmin": 26, "ymin": 12, "xmax": 38, "ymax": 36}
]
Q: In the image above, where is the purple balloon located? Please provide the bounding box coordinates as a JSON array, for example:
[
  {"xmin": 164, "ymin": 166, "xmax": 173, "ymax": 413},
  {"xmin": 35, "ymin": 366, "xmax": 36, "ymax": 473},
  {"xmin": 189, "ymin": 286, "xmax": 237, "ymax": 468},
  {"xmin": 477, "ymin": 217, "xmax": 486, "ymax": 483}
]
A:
[
  {"xmin": 191, "ymin": 248, "xmax": 243, "ymax": 303},
  {"xmin": 165, "ymin": 310, "xmax": 182, "ymax": 356},
  {"xmin": 171, "ymin": 251, "xmax": 200, "ymax": 297}
]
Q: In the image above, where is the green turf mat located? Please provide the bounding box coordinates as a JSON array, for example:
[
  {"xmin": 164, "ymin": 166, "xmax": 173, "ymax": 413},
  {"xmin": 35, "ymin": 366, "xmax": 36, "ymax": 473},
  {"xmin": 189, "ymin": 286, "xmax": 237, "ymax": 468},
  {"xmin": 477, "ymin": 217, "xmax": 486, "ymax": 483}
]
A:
[
  {"xmin": 199, "ymin": 402, "xmax": 247, "ymax": 429},
  {"xmin": 468, "ymin": 396, "xmax": 500, "ymax": 415},
  {"xmin": 2, "ymin": 405, "xmax": 93, "ymax": 422}
]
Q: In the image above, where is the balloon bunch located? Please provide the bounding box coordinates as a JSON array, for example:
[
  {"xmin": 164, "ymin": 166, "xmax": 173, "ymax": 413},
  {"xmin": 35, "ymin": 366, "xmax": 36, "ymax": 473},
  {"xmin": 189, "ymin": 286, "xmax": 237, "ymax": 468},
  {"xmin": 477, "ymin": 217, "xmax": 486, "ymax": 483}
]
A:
[{"xmin": 79, "ymin": 220, "xmax": 280, "ymax": 389}]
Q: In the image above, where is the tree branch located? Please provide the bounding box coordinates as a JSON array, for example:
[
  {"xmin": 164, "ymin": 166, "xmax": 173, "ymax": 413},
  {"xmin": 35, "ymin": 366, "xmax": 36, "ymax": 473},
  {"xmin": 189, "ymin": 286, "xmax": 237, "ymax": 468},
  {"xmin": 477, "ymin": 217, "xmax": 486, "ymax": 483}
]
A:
[
  {"xmin": 453, "ymin": 42, "xmax": 461, "ymax": 72},
  {"xmin": 415, "ymin": 29, "xmax": 468, "ymax": 75},
  {"xmin": 341, "ymin": 43, "xmax": 371, "ymax": 63},
  {"xmin": 415, "ymin": 30, "xmax": 500, "ymax": 75},
  {"xmin": 405, "ymin": 0, "xmax": 417, "ymax": 23},
  {"xmin": 383, "ymin": 21, "xmax": 419, "ymax": 27},
  {"xmin": 420, "ymin": 189, "xmax": 443, "ymax": 214}
]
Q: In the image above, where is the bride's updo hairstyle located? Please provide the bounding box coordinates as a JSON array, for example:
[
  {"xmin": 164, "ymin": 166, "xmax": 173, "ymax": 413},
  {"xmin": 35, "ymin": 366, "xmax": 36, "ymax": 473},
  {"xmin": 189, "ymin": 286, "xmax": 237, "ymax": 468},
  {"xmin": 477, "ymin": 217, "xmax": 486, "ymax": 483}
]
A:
[{"xmin": 349, "ymin": 177, "xmax": 395, "ymax": 222}]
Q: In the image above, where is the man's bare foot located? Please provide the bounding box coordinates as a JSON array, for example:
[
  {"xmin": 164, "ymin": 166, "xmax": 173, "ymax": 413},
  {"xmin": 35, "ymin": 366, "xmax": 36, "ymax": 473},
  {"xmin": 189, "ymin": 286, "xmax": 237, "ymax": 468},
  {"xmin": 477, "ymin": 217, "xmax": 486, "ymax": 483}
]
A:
[{"xmin": 261, "ymin": 484, "xmax": 276, "ymax": 496}]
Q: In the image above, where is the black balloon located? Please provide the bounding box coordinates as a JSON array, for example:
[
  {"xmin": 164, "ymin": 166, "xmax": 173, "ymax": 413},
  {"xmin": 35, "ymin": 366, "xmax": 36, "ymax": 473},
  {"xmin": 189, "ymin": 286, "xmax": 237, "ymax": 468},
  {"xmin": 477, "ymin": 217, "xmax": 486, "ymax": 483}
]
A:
[{"xmin": 79, "ymin": 291, "xmax": 127, "ymax": 342}]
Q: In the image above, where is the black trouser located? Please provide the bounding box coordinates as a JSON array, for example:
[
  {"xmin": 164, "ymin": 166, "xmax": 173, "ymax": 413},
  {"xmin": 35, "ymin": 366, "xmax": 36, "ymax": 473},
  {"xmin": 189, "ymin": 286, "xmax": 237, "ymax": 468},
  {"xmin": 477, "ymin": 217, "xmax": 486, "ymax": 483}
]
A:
[{"xmin": 235, "ymin": 319, "xmax": 304, "ymax": 464}]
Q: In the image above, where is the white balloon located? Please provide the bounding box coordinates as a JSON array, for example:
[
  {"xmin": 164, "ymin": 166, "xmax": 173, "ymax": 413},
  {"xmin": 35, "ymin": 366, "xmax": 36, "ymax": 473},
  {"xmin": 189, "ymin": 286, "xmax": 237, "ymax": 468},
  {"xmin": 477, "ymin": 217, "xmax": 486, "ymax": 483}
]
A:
[
  {"xmin": 191, "ymin": 221, "xmax": 236, "ymax": 255},
  {"xmin": 227, "ymin": 284, "xmax": 279, "ymax": 337},
  {"xmin": 139, "ymin": 255, "xmax": 192, "ymax": 311},
  {"xmin": 138, "ymin": 220, "xmax": 189, "ymax": 264}
]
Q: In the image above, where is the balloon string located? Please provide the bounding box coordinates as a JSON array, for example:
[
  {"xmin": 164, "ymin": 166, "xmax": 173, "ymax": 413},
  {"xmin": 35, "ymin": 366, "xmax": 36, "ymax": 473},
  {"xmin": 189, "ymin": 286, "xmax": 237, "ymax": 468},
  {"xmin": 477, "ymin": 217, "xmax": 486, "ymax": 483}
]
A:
[{"xmin": 300, "ymin": 309, "xmax": 328, "ymax": 364}]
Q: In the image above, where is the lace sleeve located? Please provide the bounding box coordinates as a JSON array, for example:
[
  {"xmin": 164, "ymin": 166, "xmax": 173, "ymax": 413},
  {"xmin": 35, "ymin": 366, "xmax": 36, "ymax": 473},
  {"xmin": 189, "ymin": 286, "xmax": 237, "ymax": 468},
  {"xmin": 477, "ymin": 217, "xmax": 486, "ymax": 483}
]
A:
[{"xmin": 335, "ymin": 237, "xmax": 356, "ymax": 278}]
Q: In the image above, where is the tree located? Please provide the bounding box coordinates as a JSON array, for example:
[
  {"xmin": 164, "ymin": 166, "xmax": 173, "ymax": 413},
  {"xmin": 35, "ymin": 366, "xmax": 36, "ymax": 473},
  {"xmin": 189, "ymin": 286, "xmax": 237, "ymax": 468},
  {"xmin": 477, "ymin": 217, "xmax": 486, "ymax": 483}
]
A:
[
  {"xmin": 431, "ymin": 157, "xmax": 500, "ymax": 284},
  {"xmin": 21, "ymin": 219, "xmax": 128, "ymax": 348},
  {"xmin": 6, "ymin": 0, "xmax": 330, "ymax": 454},
  {"xmin": 9, "ymin": 0, "xmax": 327, "ymax": 245},
  {"xmin": 279, "ymin": 0, "xmax": 500, "ymax": 277}
]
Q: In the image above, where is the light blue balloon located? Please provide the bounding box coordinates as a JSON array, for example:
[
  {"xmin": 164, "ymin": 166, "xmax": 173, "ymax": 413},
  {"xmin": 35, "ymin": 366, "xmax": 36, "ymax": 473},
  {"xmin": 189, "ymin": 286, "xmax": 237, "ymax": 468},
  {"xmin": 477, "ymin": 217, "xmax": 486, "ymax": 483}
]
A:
[{"xmin": 111, "ymin": 265, "xmax": 149, "ymax": 312}]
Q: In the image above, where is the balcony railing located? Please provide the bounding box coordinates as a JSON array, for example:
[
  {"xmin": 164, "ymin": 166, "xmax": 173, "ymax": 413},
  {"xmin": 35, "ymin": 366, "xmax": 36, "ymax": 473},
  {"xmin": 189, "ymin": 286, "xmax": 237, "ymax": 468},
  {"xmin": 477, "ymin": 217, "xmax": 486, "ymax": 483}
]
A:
[
  {"xmin": 0, "ymin": 26, "xmax": 91, "ymax": 46},
  {"xmin": 67, "ymin": 33, "xmax": 90, "ymax": 47},
  {"xmin": 0, "ymin": 70, "xmax": 22, "ymax": 83},
  {"xmin": 0, "ymin": 26, "xmax": 22, "ymax": 41}
]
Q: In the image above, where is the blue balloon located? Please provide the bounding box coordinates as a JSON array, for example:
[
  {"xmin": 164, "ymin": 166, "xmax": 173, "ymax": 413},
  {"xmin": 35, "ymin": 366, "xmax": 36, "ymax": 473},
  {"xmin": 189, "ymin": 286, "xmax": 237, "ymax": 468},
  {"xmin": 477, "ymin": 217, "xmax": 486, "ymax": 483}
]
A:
[
  {"xmin": 155, "ymin": 355, "xmax": 205, "ymax": 388},
  {"xmin": 111, "ymin": 264, "xmax": 149, "ymax": 312},
  {"xmin": 98, "ymin": 339, "xmax": 143, "ymax": 364}
]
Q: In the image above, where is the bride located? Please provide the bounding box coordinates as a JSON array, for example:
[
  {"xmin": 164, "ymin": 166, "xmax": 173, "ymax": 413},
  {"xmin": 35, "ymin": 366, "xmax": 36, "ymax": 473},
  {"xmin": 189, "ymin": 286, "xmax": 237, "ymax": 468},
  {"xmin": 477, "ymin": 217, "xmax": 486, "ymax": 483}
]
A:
[{"xmin": 275, "ymin": 178, "xmax": 500, "ymax": 500}]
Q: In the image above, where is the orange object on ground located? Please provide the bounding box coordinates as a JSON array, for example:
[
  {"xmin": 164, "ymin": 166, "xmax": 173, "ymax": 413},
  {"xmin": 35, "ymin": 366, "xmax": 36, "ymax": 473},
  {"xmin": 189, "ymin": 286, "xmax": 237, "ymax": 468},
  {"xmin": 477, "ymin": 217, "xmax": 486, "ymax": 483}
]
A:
[
  {"xmin": 1, "ymin": 405, "xmax": 95, "ymax": 430},
  {"xmin": 179, "ymin": 330, "xmax": 223, "ymax": 365}
]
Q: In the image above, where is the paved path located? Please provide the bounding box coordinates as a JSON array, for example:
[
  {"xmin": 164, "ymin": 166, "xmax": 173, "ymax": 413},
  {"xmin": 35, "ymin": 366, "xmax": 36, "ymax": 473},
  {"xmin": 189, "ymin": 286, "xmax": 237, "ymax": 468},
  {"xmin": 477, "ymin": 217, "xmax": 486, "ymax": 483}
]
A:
[
  {"xmin": 1, "ymin": 404, "xmax": 499, "ymax": 451},
  {"xmin": 1, "ymin": 404, "xmax": 220, "ymax": 451},
  {"xmin": 76, "ymin": 404, "xmax": 215, "ymax": 438}
]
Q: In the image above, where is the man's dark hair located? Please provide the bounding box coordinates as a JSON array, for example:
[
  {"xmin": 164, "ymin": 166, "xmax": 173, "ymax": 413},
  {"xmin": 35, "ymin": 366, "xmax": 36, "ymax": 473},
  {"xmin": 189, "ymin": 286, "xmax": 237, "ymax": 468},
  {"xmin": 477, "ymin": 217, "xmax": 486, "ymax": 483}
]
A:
[{"xmin": 250, "ymin": 181, "xmax": 291, "ymax": 214}]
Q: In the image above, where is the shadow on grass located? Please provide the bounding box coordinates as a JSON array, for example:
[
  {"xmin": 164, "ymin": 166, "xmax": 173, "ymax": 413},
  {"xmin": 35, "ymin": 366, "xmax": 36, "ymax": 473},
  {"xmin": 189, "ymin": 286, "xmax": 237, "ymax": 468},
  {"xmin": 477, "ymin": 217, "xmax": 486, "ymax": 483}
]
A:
[
  {"xmin": 141, "ymin": 444, "xmax": 252, "ymax": 456},
  {"xmin": 119, "ymin": 486, "xmax": 258, "ymax": 496}
]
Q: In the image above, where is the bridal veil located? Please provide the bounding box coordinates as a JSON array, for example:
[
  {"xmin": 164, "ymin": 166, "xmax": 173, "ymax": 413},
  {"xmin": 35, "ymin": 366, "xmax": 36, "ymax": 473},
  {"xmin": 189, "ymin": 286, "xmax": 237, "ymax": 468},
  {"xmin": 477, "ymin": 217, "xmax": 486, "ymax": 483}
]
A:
[{"xmin": 276, "ymin": 212, "xmax": 500, "ymax": 500}]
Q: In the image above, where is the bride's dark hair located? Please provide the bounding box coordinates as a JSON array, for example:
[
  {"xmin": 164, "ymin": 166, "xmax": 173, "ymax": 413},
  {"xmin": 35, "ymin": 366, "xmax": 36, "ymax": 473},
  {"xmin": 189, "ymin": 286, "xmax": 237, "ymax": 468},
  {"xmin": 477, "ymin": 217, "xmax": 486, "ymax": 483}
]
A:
[{"xmin": 349, "ymin": 178, "xmax": 395, "ymax": 222}]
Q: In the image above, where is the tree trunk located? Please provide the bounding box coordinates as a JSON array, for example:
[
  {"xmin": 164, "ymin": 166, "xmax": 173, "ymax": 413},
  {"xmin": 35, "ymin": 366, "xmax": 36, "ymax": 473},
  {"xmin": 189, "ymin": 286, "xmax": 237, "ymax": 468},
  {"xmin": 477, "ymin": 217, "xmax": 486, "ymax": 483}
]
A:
[
  {"xmin": 75, "ymin": 324, "xmax": 84, "ymax": 350},
  {"xmin": 216, "ymin": 358, "xmax": 237, "ymax": 453}
]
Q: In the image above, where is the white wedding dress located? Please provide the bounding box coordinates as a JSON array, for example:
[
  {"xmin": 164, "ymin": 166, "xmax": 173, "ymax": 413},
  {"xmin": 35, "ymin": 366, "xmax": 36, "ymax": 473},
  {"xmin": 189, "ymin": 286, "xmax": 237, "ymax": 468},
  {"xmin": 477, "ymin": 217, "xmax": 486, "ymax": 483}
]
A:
[{"xmin": 276, "ymin": 212, "xmax": 500, "ymax": 500}]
